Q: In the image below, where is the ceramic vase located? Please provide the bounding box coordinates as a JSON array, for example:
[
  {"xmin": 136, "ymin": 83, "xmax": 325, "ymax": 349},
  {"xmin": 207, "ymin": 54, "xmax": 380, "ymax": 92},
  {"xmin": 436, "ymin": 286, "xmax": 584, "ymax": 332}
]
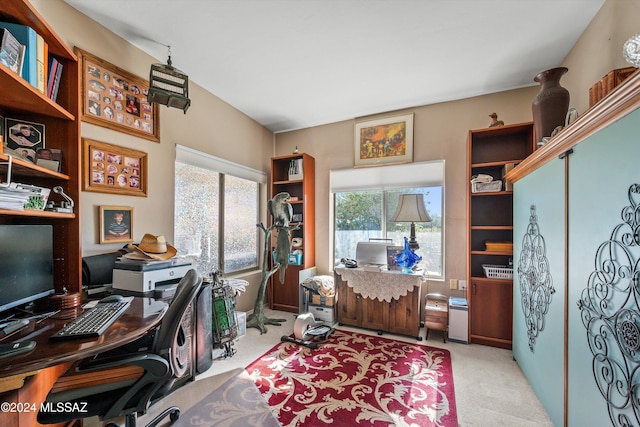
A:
[{"xmin": 532, "ymin": 67, "xmax": 570, "ymax": 143}]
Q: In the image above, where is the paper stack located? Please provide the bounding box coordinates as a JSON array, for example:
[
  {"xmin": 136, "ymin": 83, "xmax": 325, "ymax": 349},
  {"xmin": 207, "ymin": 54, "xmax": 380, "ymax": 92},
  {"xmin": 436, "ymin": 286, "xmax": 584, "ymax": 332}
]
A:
[{"xmin": 0, "ymin": 184, "xmax": 32, "ymax": 210}]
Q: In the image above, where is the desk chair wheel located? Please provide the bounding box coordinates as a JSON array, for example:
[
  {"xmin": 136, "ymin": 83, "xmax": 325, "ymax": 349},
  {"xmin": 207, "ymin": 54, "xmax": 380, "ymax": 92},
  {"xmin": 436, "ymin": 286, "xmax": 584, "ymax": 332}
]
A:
[{"xmin": 145, "ymin": 406, "xmax": 180, "ymax": 427}]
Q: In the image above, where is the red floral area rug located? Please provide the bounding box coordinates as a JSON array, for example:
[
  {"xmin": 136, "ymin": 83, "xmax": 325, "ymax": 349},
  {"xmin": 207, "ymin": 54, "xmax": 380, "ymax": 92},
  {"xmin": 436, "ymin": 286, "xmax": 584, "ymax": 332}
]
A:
[{"xmin": 245, "ymin": 329, "xmax": 458, "ymax": 426}]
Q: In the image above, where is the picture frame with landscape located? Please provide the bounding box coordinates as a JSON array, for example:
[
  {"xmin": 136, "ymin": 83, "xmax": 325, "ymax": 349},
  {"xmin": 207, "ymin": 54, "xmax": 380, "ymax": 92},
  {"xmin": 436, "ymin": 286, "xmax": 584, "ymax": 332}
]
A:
[
  {"xmin": 99, "ymin": 205, "xmax": 133, "ymax": 244},
  {"xmin": 354, "ymin": 113, "xmax": 414, "ymax": 167}
]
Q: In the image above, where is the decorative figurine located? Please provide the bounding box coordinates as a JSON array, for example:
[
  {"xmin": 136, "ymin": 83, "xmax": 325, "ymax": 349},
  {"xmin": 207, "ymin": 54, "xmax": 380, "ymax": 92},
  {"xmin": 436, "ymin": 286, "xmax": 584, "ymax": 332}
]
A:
[{"xmin": 489, "ymin": 113, "xmax": 504, "ymax": 127}]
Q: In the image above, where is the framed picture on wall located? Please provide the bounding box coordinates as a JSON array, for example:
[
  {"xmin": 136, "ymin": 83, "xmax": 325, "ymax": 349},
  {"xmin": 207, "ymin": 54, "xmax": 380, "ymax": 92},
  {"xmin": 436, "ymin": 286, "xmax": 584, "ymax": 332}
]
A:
[
  {"xmin": 82, "ymin": 138, "xmax": 148, "ymax": 197},
  {"xmin": 75, "ymin": 47, "xmax": 160, "ymax": 142},
  {"xmin": 99, "ymin": 205, "xmax": 133, "ymax": 244},
  {"xmin": 354, "ymin": 113, "xmax": 414, "ymax": 167}
]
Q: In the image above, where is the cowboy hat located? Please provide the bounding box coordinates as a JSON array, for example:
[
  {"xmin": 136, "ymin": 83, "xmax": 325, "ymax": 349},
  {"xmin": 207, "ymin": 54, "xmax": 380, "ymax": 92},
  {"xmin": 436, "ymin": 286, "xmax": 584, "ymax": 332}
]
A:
[{"xmin": 126, "ymin": 233, "xmax": 177, "ymax": 260}]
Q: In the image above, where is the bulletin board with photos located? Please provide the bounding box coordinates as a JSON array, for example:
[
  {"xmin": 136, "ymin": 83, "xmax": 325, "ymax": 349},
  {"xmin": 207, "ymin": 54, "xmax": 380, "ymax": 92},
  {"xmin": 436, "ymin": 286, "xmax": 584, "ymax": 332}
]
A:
[
  {"xmin": 75, "ymin": 47, "xmax": 160, "ymax": 142},
  {"xmin": 82, "ymin": 138, "xmax": 147, "ymax": 197}
]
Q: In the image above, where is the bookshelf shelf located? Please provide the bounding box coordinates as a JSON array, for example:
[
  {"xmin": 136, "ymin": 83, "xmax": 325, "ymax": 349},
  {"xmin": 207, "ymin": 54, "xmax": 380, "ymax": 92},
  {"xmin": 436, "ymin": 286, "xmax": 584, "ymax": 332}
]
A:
[{"xmin": 268, "ymin": 153, "xmax": 315, "ymax": 312}]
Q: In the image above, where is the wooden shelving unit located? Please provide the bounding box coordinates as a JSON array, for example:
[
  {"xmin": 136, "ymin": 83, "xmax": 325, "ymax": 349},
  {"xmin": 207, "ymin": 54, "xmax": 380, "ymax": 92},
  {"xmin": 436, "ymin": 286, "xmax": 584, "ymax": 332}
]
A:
[
  {"xmin": 0, "ymin": 0, "xmax": 81, "ymax": 295},
  {"xmin": 267, "ymin": 153, "xmax": 315, "ymax": 312},
  {"xmin": 466, "ymin": 122, "xmax": 534, "ymax": 349}
]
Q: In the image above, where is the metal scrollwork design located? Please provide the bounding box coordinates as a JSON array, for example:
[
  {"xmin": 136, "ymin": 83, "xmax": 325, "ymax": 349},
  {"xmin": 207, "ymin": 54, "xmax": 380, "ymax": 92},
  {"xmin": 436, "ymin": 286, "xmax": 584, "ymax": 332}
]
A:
[
  {"xmin": 518, "ymin": 205, "xmax": 555, "ymax": 352},
  {"xmin": 577, "ymin": 183, "xmax": 640, "ymax": 426}
]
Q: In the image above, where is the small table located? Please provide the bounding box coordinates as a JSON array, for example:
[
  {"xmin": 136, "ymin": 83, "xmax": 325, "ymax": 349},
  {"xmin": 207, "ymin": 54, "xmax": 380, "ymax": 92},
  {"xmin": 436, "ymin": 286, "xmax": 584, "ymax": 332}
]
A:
[{"xmin": 425, "ymin": 293, "xmax": 448, "ymax": 342}]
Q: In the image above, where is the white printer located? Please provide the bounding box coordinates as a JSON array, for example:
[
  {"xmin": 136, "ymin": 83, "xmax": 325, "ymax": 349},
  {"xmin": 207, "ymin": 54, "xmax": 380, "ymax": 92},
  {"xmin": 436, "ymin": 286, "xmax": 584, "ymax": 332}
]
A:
[{"xmin": 112, "ymin": 260, "xmax": 192, "ymax": 295}]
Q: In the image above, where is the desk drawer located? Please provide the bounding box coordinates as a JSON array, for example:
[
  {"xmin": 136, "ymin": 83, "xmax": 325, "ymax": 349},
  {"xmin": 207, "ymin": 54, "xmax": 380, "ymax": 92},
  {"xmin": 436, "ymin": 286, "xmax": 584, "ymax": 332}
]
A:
[
  {"xmin": 425, "ymin": 311, "xmax": 447, "ymax": 322},
  {"xmin": 425, "ymin": 309, "xmax": 448, "ymax": 331}
]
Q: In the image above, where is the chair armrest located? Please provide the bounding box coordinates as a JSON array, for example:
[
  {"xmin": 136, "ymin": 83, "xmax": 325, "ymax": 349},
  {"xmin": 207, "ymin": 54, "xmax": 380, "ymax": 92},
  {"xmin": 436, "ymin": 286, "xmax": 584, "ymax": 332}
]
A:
[{"xmin": 77, "ymin": 353, "xmax": 170, "ymax": 378}]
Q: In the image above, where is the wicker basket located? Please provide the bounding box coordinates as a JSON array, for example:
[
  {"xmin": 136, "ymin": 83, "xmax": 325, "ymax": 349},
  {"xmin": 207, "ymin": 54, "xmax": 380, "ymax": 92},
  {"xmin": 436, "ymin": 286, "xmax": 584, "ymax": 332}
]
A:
[{"xmin": 482, "ymin": 264, "xmax": 513, "ymax": 279}]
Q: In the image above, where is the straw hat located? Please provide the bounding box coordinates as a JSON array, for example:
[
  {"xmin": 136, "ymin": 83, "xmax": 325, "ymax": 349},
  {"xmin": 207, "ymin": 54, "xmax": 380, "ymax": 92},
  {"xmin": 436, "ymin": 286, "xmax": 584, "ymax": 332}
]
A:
[{"xmin": 126, "ymin": 234, "xmax": 177, "ymax": 260}]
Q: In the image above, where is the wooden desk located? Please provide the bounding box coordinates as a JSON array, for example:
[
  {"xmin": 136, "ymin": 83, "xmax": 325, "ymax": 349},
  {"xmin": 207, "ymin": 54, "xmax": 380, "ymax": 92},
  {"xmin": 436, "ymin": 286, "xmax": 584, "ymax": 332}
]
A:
[
  {"xmin": 0, "ymin": 297, "xmax": 167, "ymax": 427},
  {"xmin": 334, "ymin": 267, "xmax": 424, "ymax": 340}
]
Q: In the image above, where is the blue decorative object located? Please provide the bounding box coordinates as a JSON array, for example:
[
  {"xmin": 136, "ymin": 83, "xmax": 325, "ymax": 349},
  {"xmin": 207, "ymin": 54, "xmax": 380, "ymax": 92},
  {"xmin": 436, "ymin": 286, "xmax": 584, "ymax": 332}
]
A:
[{"xmin": 393, "ymin": 237, "xmax": 422, "ymax": 272}]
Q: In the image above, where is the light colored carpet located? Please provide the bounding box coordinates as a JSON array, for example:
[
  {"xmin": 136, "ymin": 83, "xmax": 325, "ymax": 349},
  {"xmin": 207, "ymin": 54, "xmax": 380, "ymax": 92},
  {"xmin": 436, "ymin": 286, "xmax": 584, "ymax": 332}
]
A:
[{"xmin": 86, "ymin": 308, "xmax": 553, "ymax": 426}]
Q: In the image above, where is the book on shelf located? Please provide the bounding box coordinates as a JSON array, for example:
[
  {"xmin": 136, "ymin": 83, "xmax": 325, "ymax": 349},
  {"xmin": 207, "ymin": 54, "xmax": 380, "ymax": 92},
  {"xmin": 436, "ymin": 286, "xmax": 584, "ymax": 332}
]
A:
[
  {"xmin": 0, "ymin": 27, "xmax": 23, "ymax": 75},
  {"xmin": 47, "ymin": 57, "xmax": 63, "ymax": 101},
  {"xmin": 484, "ymin": 241, "xmax": 513, "ymax": 252},
  {"xmin": 288, "ymin": 158, "xmax": 304, "ymax": 180},
  {"xmin": 0, "ymin": 21, "xmax": 38, "ymax": 88},
  {"xmin": 36, "ymin": 32, "xmax": 47, "ymax": 94}
]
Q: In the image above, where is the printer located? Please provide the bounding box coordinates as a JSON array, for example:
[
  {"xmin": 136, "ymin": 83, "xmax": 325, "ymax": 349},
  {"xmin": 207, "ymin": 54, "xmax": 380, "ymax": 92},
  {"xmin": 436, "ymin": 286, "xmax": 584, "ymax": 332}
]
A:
[
  {"xmin": 113, "ymin": 260, "xmax": 192, "ymax": 295},
  {"xmin": 355, "ymin": 241, "xmax": 389, "ymax": 266}
]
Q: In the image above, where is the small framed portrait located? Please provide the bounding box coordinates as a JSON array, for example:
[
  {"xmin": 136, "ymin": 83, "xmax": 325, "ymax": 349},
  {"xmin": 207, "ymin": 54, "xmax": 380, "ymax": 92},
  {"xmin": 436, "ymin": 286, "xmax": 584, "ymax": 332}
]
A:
[
  {"xmin": 386, "ymin": 245, "xmax": 403, "ymax": 270},
  {"xmin": 99, "ymin": 205, "xmax": 134, "ymax": 244},
  {"xmin": 35, "ymin": 148, "xmax": 63, "ymax": 172},
  {"xmin": 3, "ymin": 118, "xmax": 45, "ymax": 161}
]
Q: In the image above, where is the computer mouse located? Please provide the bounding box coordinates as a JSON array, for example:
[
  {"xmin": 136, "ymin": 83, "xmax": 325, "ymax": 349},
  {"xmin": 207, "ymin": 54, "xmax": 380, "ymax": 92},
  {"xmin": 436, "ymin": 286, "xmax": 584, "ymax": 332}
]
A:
[{"xmin": 98, "ymin": 294, "xmax": 124, "ymax": 304}]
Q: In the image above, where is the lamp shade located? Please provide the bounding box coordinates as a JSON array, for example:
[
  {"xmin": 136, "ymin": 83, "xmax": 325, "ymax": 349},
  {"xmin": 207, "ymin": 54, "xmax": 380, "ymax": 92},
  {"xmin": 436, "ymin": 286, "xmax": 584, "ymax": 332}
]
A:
[{"xmin": 391, "ymin": 194, "xmax": 432, "ymax": 223}]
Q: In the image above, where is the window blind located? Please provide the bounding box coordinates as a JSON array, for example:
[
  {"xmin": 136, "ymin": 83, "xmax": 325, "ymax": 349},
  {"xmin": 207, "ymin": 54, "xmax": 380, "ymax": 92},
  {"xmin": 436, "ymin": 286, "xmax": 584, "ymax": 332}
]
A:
[
  {"xmin": 175, "ymin": 144, "xmax": 266, "ymax": 184},
  {"xmin": 330, "ymin": 160, "xmax": 444, "ymax": 192}
]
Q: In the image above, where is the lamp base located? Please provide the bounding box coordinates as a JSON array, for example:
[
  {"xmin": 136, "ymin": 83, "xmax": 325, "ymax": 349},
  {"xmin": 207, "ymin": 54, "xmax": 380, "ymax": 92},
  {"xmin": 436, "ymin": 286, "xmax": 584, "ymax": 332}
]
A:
[{"xmin": 408, "ymin": 222, "xmax": 420, "ymax": 251}]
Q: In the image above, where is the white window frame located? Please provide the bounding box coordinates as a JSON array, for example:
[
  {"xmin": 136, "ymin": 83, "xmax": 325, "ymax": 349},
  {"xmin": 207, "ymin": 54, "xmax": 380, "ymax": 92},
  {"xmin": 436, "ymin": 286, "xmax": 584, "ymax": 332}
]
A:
[
  {"xmin": 175, "ymin": 144, "xmax": 266, "ymax": 274},
  {"xmin": 329, "ymin": 160, "xmax": 445, "ymax": 279}
]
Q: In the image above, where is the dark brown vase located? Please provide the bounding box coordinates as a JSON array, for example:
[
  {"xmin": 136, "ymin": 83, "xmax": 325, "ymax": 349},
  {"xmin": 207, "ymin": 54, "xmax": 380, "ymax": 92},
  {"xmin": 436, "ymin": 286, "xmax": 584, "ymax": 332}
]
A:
[{"xmin": 532, "ymin": 67, "xmax": 570, "ymax": 143}]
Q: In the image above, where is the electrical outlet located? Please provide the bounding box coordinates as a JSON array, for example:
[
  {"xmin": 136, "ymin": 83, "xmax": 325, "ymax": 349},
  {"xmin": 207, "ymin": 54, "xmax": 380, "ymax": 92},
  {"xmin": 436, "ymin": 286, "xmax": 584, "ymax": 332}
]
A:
[
  {"xmin": 449, "ymin": 279, "xmax": 458, "ymax": 289},
  {"xmin": 459, "ymin": 280, "xmax": 467, "ymax": 291}
]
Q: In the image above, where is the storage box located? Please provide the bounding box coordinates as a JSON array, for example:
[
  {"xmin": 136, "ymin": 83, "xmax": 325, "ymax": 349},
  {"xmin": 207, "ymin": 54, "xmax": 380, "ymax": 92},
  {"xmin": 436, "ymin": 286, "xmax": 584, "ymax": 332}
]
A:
[
  {"xmin": 311, "ymin": 293, "xmax": 335, "ymax": 306},
  {"xmin": 471, "ymin": 180, "xmax": 502, "ymax": 193},
  {"xmin": 308, "ymin": 304, "xmax": 335, "ymax": 323},
  {"xmin": 272, "ymin": 251, "xmax": 303, "ymax": 265}
]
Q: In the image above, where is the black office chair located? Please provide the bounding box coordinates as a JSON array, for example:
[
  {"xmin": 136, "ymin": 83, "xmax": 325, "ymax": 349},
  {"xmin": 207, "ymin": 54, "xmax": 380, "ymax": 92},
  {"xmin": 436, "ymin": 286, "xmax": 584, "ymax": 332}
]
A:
[{"xmin": 38, "ymin": 269, "xmax": 203, "ymax": 427}]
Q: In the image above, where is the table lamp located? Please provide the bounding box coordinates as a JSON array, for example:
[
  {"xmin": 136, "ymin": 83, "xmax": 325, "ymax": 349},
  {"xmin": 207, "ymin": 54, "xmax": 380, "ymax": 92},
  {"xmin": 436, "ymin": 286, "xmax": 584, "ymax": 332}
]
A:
[{"xmin": 391, "ymin": 194, "xmax": 432, "ymax": 251}]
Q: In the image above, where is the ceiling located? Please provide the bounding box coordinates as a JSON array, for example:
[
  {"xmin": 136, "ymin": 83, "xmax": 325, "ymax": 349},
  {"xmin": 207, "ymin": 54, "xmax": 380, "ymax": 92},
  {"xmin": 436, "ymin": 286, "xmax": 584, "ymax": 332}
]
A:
[{"xmin": 63, "ymin": 0, "xmax": 606, "ymax": 133}]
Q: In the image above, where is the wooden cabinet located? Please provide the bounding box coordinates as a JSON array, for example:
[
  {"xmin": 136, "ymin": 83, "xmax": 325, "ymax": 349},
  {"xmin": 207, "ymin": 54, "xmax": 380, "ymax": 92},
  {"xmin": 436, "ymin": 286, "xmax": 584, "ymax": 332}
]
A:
[
  {"xmin": 424, "ymin": 294, "xmax": 448, "ymax": 342},
  {"xmin": 467, "ymin": 122, "xmax": 534, "ymax": 349},
  {"xmin": 0, "ymin": 1, "xmax": 81, "ymax": 295},
  {"xmin": 334, "ymin": 269, "xmax": 422, "ymax": 340},
  {"xmin": 268, "ymin": 153, "xmax": 315, "ymax": 312}
]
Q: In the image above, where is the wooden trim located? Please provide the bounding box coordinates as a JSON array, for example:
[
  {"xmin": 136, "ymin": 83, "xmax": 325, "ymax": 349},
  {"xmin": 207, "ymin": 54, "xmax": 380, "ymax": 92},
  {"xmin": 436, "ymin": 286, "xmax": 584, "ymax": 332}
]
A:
[
  {"xmin": 564, "ymin": 154, "xmax": 570, "ymax": 427},
  {"xmin": 50, "ymin": 366, "xmax": 144, "ymax": 394},
  {"xmin": 506, "ymin": 69, "xmax": 640, "ymax": 183}
]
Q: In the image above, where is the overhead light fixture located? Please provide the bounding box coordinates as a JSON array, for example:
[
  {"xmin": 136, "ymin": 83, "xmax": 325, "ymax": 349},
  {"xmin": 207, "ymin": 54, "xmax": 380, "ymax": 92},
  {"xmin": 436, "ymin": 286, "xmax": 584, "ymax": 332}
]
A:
[
  {"xmin": 391, "ymin": 194, "xmax": 432, "ymax": 251},
  {"xmin": 147, "ymin": 46, "xmax": 191, "ymax": 113}
]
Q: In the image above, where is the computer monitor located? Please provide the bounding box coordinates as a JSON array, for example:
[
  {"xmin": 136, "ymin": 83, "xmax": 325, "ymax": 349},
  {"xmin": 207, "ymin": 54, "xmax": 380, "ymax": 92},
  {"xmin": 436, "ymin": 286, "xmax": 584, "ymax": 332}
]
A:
[{"xmin": 0, "ymin": 224, "xmax": 55, "ymax": 313}]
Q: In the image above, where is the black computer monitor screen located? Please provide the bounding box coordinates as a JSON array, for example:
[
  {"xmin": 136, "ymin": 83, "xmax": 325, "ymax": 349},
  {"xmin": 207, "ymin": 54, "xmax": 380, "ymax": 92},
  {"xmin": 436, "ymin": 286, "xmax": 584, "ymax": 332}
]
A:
[{"xmin": 0, "ymin": 224, "xmax": 55, "ymax": 313}]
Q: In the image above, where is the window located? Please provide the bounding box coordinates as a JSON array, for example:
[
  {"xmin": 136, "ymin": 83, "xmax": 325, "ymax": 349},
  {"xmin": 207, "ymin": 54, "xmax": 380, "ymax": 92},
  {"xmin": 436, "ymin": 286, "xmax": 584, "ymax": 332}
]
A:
[
  {"xmin": 331, "ymin": 161, "xmax": 444, "ymax": 279},
  {"xmin": 174, "ymin": 145, "xmax": 265, "ymax": 275}
]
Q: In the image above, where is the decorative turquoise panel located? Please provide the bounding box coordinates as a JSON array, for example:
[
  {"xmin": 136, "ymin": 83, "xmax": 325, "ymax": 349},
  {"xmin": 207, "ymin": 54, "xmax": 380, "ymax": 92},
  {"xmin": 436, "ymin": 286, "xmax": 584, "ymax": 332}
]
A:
[
  {"xmin": 513, "ymin": 156, "xmax": 565, "ymax": 427},
  {"xmin": 568, "ymin": 108, "xmax": 640, "ymax": 427}
]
